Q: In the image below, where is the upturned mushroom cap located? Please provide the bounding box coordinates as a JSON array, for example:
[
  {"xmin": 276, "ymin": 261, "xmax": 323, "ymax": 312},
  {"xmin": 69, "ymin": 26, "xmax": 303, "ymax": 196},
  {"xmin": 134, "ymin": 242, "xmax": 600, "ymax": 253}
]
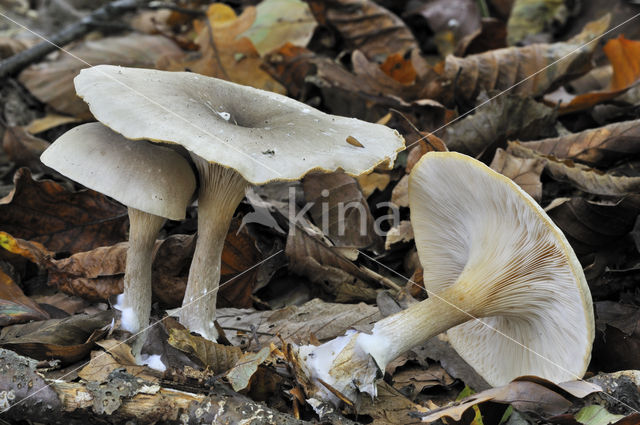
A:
[
  {"xmin": 41, "ymin": 122, "xmax": 196, "ymax": 220},
  {"xmin": 409, "ymin": 152, "xmax": 594, "ymax": 386},
  {"xmin": 73, "ymin": 65, "xmax": 405, "ymax": 184}
]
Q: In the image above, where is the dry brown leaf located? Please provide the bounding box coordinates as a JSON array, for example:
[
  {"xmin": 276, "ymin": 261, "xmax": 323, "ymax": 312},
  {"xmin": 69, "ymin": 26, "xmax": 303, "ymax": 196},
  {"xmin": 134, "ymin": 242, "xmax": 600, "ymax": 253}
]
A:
[
  {"xmin": 162, "ymin": 3, "xmax": 285, "ymax": 94},
  {"xmin": 516, "ymin": 119, "xmax": 640, "ymax": 168},
  {"xmin": 26, "ymin": 113, "xmax": 80, "ymax": 135},
  {"xmin": 592, "ymin": 301, "xmax": 640, "ymax": 372},
  {"xmin": 385, "ymin": 220, "xmax": 414, "ymax": 250},
  {"xmin": 435, "ymin": 14, "xmax": 610, "ymax": 107},
  {"xmin": 18, "ymin": 34, "xmax": 184, "ymax": 119},
  {"xmin": 356, "ymin": 172, "xmax": 391, "ymax": 198},
  {"xmin": 0, "ymin": 267, "xmax": 49, "ymax": 326},
  {"xmin": 546, "ymin": 35, "xmax": 640, "ymax": 114},
  {"xmin": 380, "ymin": 53, "xmax": 417, "ymax": 85},
  {"xmin": 392, "ymin": 362, "xmax": 455, "ymax": 400},
  {"xmin": 307, "ymin": 0, "xmax": 418, "ymax": 60},
  {"xmin": 303, "ymin": 171, "xmax": 381, "ymax": 249},
  {"xmin": 0, "ymin": 168, "xmax": 128, "ymax": 254},
  {"xmin": 509, "ymin": 142, "xmax": 640, "ymax": 196},
  {"xmin": 420, "ymin": 377, "xmax": 601, "ymax": 422},
  {"xmin": 0, "ymin": 310, "xmax": 113, "ymax": 365},
  {"xmin": 225, "ymin": 345, "xmax": 274, "ymax": 392},
  {"xmin": 167, "ymin": 328, "xmax": 242, "ymax": 374},
  {"xmin": 240, "ymin": 0, "xmax": 316, "ymax": 56},
  {"xmin": 217, "ymin": 298, "xmax": 381, "ymax": 348},
  {"xmin": 546, "ymin": 195, "xmax": 640, "ymax": 256},
  {"xmin": 355, "ymin": 380, "xmax": 429, "ymax": 424},
  {"xmin": 286, "ymin": 223, "xmax": 397, "ymax": 296},
  {"xmin": 490, "ymin": 148, "xmax": 545, "ymax": 201},
  {"xmin": 405, "ymin": 0, "xmax": 481, "ymax": 57},
  {"xmin": 78, "ymin": 339, "xmax": 158, "ymax": 383},
  {"xmin": 2, "ymin": 127, "xmax": 50, "ymax": 171},
  {"xmin": 405, "ymin": 133, "xmax": 448, "ymax": 173},
  {"xmin": 391, "ymin": 175, "xmax": 409, "ymax": 208}
]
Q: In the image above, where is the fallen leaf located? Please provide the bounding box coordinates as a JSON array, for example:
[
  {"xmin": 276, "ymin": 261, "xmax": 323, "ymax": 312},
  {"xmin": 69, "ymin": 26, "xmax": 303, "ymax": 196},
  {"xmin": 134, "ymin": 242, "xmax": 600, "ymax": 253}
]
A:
[
  {"xmin": 515, "ymin": 119, "xmax": 640, "ymax": 168},
  {"xmin": 162, "ymin": 3, "xmax": 285, "ymax": 94},
  {"xmin": 262, "ymin": 43, "xmax": 316, "ymax": 98},
  {"xmin": 26, "ymin": 113, "xmax": 80, "ymax": 135},
  {"xmin": 0, "ymin": 168, "xmax": 128, "ymax": 254},
  {"xmin": 506, "ymin": 0, "xmax": 571, "ymax": 45},
  {"xmin": 78, "ymin": 339, "xmax": 158, "ymax": 383},
  {"xmin": 391, "ymin": 175, "xmax": 409, "ymax": 208},
  {"xmin": 391, "ymin": 362, "xmax": 455, "ymax": 400},
  {"xmin": 405, "ymin": 133, "xmax": 448, "ymax": 173},
  {"xmin": 0, "ymin": 267, "xmax": 49, "ymax": 326},
  {"xmin": 307, "ymin": 0, "xmax": 418, "ymax": 60},
  {"xmin": 0, "ymin": 310, "xmax": 113, "ymax": 365},
  {"xmin": 2, "ymin": 127, "xmax": 50, "ymax": 171},
  {"xmin": 545, "ymin": 195, "xmax": 640, "ymax": 256},
  {"xmin": 436, "ymin": 14, "xmax": 610, "ymax": 107},
  {"xmin": 420, "ymin": 377, "xmax": 601, "ymax": 422},
  {"xmin": 240, "ymin": 0, "xmax": 316, "ymax": 56},
  {"xmin": 356, "ymin": 172, "xmax": 391, "ymax": 198},
  {"xmin": 0, "ymin": 231, "xmax": 53, "ymax": 266},
  {"xmin": 303, "ymin": 171, "xmax": 381, "ymax": 249},
  {"xmin": 443, "ymin": 94, "xmax": 557, "ymax": 156},
  {"xmin": 168, "ymin": 328, "xmax": 242, "ymax": 374},
  {"xmin": 545, "ymin": 35, "xmax": 640, "ymax": 114},
  {"xmin": 225, "ymin": 345, "xmax": 274, "ymax": 392},
  {"xmin": 380, "ymin": 53, "xmax": 417, "ymax": 85},
  {"xmin": 490, "ymin": 148, "xmax": 545, "ymax": 201},
  {"xmin": 18, "ymin": 34, "xmax": 184, "ymax": 119},
  {"xmin": 216, "ymin": 298, "xmax": 381, "ymax": 348},
  {"xmin": 385, "ymin": 220, "xmax": 414, "ymax": 250},
  {"xmin": 355, "ymin": 380, "xmax": 429, "ymax": 424},
  {"xmin": 405, "ymin": 0, "xmax": 481, "ymax": 57},
  {"xmin": 592, "ymin": 301, "xmax": 640, "ymax": 372},
  {"xmin": 574, "ymin": 405, "xmax": 625, "ymax": 425},
  {"xmin": 509, "ymin": 142, "xmax": 640, "ymax": 197}
]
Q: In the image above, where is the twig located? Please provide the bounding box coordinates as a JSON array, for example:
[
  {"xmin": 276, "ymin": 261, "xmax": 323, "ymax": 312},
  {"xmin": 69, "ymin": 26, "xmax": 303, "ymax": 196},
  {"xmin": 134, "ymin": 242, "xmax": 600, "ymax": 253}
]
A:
[{"xmin": 0, "ymin": 0, "xmax": 147, "ymax": 79}]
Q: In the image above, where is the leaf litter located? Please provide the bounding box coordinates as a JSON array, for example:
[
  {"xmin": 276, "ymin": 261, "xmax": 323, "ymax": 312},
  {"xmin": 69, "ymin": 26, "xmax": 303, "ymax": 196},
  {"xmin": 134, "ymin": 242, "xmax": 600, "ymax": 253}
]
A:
[{"xmin": 1, "ymin": 0, "xmax": 640, "ymax": 423}]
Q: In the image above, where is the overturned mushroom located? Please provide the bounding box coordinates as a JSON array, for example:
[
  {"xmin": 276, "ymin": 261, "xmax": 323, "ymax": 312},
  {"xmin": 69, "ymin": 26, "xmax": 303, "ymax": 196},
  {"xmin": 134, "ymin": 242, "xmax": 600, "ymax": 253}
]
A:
[
  {"xmin": 40, "ymin": 123, "xmax": 196, "ymax": 358},
  {"xmin": 297, "ymin": 152, "xmax": 594, "ymax": 404},
  {"xmin": 74, "ymin": 65, "xmax": 405, "ymax": 341}
]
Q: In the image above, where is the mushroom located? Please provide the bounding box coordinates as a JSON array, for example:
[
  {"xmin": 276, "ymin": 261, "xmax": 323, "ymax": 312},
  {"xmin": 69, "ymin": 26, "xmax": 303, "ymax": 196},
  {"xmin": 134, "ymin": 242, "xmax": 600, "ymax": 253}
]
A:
[
  {"xmin": 73, "ymin": 65, "xmax": 405, "ymax": 341},
  {"xmin": 297, "ymin": 151, "xmax": 594, "ymax": 404},
  {"xmin": 40, "ymin": 123, "xmax": 196, "ymax": 357}
]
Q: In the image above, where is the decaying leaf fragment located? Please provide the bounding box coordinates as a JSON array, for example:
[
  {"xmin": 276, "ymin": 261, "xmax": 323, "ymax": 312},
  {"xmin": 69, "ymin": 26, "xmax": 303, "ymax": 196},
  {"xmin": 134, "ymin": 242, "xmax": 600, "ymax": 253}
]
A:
[
  {"xmin": 516, "ymin": 119, "xmax": 640, "ymax": 168},
  {"xmin": 419, "ymin": 376, "xmax": 601, "ymax": 423},
  {"xmin": 0, "ymin": 310, "xmax": 113, "ymax": 365},
  {"xmin": 307, "ymin": 0, "xmax": 418, "ymax": 60},
  {"xmin": 0, "ymin": 267, "xmax": 49, "ymax": 326},
  {"xmin": 435, "ymin": 14, "xmax": 610, "ymax": 107},
  {"xmin": 509, "ymin": 142, "xmax": 640, "ymax": 196},
  {"xmin": 18, "ymin": 34, "xmax": 184, "ymax": 119},
  {"xmin": 0, "ymin": 168, "xmax": 128, "ymax": 254},
  {"xmin": 168, "ymin": 328, "xmax": 242, "ymax": 374},
  {"xmin": 490, "ymin": 148, "xmax": 545, "ymax": 201}
]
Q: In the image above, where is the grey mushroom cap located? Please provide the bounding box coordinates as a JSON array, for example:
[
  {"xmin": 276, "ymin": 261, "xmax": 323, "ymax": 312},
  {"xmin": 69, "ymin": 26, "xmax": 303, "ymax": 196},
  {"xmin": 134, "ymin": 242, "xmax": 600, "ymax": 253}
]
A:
[
  {"xmin": 409, "ymin": 152, "xmax": 595, "ymax": 386},
  {"xmin": 41, "ymin": 122, "xmax": 196, "ymax": 221},
  {"xmin": 73, "ymin": 65, "xmax": 405, "ymax": 184}
]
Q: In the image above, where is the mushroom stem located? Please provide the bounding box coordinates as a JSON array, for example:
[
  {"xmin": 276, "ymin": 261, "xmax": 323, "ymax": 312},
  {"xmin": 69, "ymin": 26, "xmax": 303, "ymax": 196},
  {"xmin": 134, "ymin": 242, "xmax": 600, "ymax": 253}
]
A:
[
  {"xmin": 178, "ymin": 158, "xmax": 248, "ymax": 341},
  {"xmin": 120, "ymin": 208, "xmax": 165, "ymax": 358},
  {"xmin": 359, "ymin": 286, "xmax": 471, "ymax": 370},
  {"xmin": 299, "ymin": 284, "xmax": 471, "ymax": 402}
]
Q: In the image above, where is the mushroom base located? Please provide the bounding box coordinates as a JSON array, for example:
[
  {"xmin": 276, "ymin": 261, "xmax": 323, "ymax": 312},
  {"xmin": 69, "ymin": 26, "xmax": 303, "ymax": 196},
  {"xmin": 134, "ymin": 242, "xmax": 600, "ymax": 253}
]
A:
[
  {"xmin": 297, "ymin": 285, "xmax": 471, "ymax": 404},
  {"xmin": 177, "ymin": 159, "xmax": 248, "ymax": 341}
]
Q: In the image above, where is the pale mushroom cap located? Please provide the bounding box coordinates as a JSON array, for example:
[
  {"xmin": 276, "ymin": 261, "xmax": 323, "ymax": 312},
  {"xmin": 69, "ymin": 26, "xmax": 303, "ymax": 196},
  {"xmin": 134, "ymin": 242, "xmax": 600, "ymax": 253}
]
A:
[
  {"xmin": 41, "ymin": 123, "xmax": 196, "ymax": 220},
  {"xmin": 409, "ymin": 152, "xmax": 594, "ymax": 386},
  {"xmin": 74, "ymin": 65, "xmax": 405, "ymax": 184}
]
